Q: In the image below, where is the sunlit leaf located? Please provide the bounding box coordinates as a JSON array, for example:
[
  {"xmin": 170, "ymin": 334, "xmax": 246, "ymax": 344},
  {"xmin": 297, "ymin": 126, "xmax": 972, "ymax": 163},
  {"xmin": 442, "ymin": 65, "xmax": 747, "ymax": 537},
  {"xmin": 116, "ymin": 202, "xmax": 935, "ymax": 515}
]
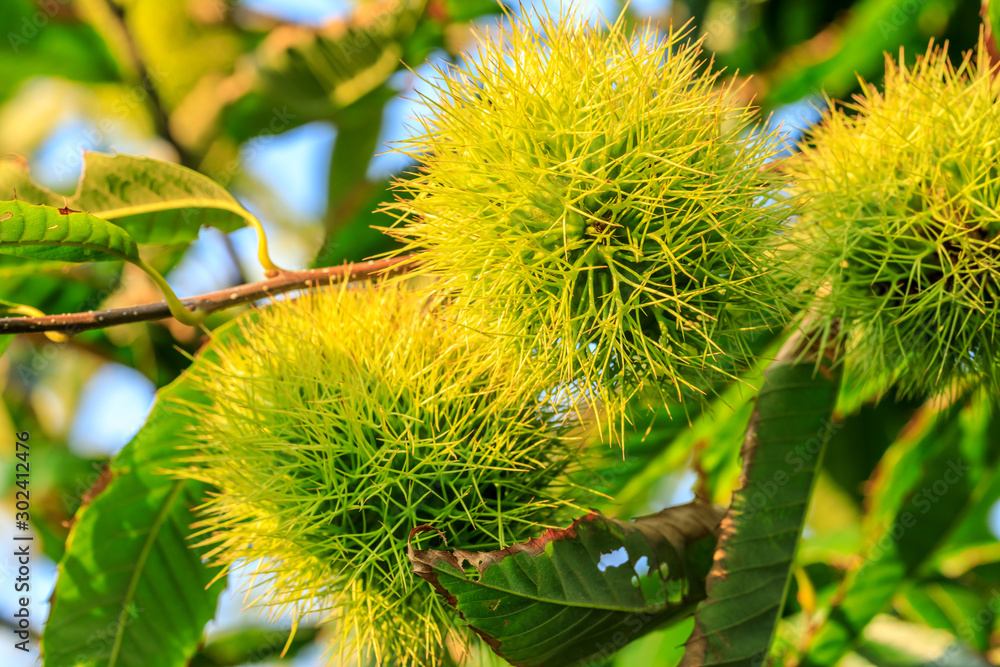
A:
[
  {"xmin": 41, "ymin": 321, "xmax": 247, "ymax": 667},
  {"xmin": 0, "ymin": 200, "xmax": 142, "ymax": 263},
  {"xmin": 1, "ymin": 154, "xmax": 253, "ymax": 245},
  {"xmin": 0, "ymin": 153, "xmax": 277, "ymax": 271},
  {"xmin": 0, "ymin": 199, "xmax": 200, "ymax": 324}
]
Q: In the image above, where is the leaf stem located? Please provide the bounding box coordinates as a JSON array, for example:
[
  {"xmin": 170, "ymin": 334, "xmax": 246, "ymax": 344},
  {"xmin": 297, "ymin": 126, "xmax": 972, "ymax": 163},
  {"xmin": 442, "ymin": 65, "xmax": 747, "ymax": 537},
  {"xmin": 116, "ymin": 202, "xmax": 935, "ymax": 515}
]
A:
[
  {"xmin": 135, "ymin": 257, "xmax": 204, "ymax": 326},
  {"xmin": 243, "ymin": 210, "xmax": 279, "ymax": 273}
]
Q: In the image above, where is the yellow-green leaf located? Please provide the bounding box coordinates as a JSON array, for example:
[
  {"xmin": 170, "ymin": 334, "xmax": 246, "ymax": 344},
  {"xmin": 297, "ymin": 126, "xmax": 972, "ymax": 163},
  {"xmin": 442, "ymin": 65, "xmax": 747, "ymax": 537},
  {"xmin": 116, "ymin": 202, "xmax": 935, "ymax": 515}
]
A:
[{"xmin": 0, "ymin": 154, "xmax": 277, "ymax": 270}]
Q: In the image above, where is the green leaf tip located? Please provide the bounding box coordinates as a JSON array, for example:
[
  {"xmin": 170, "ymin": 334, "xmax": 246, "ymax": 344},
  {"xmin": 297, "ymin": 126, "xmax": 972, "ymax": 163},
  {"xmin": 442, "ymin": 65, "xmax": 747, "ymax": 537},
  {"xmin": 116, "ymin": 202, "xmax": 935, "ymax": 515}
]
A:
[
  {"xmin": 385, "ymin": 8, "xmax": 796, "ymax": 437},
  {"xmin": 171, "ymin": 280, "xmax": 600, "ymax": 666},
  {"xmin": 790, "ymin": 37, "xmax": 1000, "ymax": 399}
]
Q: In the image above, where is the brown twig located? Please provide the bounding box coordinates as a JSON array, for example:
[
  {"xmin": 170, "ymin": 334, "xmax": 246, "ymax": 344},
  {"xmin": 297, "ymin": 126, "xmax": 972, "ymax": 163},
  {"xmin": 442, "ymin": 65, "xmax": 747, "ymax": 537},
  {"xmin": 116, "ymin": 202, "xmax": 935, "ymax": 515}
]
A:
[
  {"xmin": 0, "ymin": 255, "xmax": 417, "ymax": 336},
  {"xmin": 216, "ymin": 228, "xmax": 247, "ymax": 284},
  {"xmin": 984, "ymin": 0, "xmax": 1000, "ymax": 70}
]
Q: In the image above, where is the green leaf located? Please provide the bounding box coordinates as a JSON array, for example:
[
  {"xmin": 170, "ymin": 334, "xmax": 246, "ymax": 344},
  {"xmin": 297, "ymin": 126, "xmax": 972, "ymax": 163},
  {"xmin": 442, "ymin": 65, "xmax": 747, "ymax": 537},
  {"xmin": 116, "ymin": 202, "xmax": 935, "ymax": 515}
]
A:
[
  {"xmin": 852, "ymin": 621, "xmax": 985, "ymax": 667},
  {"xmin": 313, "ymin": 177, "xmax": 403, "ymax": 267},
  {"xmin": 443, "ymin": 0, "xmax": 510, "ymax": 22},
  {"xmin": 595, "ymin": 333, "xmax": 783, "ymax": 516},
  {"xmin": 189, "ymin": 626, "xmax": 321, "ymax": 667},
  {"xmin": 609, "ymin": 358, "xmax": 769, "ymax": 517},
  {"xmin": 0, "ymin": 0, "xmax": 119, "ymax": 106},
  {"xmin": 611, "ymin": 617, "xmax": 696, "ymax": 667},
  {"xmin": 0, "ymin": 157, "xmax": 63, "ymax": 208},
  {"xmin": 899, "ymin": 580, "xmax": 991, "ymax": 652},
  {"xmin": 42, "ymin": 425, "xmax": 223, "ymax": 666},
  {"xmin": 0, "ymin": 200, "xmax": 199, "ymax": 324},
  {"xmin": 0, "ymin": 200, "xmax": 142, "ymax": 264},
  {"xmin": 69, "ymin": 153, "xmax": 254, "ymax": 246},
  {"xmin": 683, "ymin": 333, "xmax": 841, "ymax": 667},
  {"xmin": 990, "ymin": 0, "xmax": 1000, "ymax": 55},
  {"xmin": 409, "ymin": 503, "xmax": 723, "ymax": 667},
  {"xmin": 255, "ymin": 0, "xmax": 427, "ymax": 117},
  {"xmin": 41, "ymin": 323, "xmax": 244, "ymax": 667},
  {"xmin": 801, "ymin": 392, "xmax": 1000, "ymax": 665},
  {"xmin": 764, "ymin": 0, "xmax": 961, "ymax": 106},
  {"xmin": 0, "ymin": 154, "xmax": 277, "ymax": 270}
]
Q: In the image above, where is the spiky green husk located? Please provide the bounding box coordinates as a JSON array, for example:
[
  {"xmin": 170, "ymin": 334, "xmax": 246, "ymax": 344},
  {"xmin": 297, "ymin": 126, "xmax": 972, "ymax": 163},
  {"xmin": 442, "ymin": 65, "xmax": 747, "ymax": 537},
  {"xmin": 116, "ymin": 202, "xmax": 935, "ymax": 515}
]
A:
[
  {"xmin": 385, "ymin": 11, "xmax": 792, "ymax": 434},
  {"xmin": 790, "ymin": 40, "xmax": 1000, "ymax": 397},
  {"xmin": 173, "ymin": 282, "xmax": 591, "ymax": 666}
]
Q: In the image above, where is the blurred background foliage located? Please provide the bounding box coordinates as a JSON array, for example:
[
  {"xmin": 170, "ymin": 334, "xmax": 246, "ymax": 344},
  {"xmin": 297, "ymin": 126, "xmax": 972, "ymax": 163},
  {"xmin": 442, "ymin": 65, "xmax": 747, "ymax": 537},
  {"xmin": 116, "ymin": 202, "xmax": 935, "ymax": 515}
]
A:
[{"xmin": 0, "ymin": 0, "xmax": 997, "ymax": 666}]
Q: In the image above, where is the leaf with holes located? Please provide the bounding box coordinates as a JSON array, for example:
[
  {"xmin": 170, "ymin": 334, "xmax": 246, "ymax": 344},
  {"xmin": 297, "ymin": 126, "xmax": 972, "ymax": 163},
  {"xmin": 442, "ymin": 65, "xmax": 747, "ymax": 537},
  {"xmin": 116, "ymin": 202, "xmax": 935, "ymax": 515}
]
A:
[{"xmin": 409, "ymin": 502, "xmax": 723, "ymax": 667}]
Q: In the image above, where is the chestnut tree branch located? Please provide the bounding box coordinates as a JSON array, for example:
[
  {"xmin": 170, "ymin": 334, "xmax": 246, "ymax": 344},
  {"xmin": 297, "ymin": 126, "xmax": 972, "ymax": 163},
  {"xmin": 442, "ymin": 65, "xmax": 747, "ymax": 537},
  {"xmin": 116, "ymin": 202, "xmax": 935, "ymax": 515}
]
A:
[
  {"xmin": 0, "ymin": 255, "xmax": 417, "ymax": 336},
  {"xmin": 983, "ymin": 0, "xmax": 1000, "ymax": 69}
]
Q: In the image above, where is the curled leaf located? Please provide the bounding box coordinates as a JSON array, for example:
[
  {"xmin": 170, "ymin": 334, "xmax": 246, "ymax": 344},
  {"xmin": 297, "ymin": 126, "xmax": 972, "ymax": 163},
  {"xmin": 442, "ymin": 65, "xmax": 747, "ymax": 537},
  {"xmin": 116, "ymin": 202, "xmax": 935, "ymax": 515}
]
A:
[
  {"xmin": 0, "ymin": 200, "xmax": 201, "ymax": 325},
  {"xmin": 0, "ymin": 153, "xmax": 278, "ymax": 271}
]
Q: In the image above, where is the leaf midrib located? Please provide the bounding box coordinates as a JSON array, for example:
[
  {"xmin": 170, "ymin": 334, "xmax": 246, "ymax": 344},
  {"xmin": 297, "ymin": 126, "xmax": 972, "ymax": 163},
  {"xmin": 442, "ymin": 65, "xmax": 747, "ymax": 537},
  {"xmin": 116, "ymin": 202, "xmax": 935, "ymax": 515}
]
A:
[
  {"xmin": 107, "ymin": 480, "xmax": 187, "ymax": 667},
  {"xmin": 92, "ymin": 199, "xmax": 244, "ymax": 223},
  {"xmin": 436, "ymin": 565, "xmax": 671, "ymax": 614}
]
